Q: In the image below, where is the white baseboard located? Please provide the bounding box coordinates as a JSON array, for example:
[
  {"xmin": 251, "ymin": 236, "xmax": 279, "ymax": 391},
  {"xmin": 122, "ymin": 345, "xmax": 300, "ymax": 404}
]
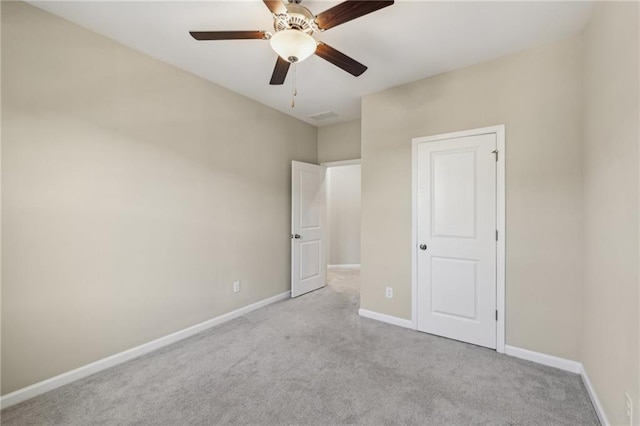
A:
[
  {"xmin": 0, "ymin": 291, "xmax": 290, "ymax": 409},
  {"xmin": 2, "ymin": 299, "xmax": 611, "ymax": 426},
  {"xmin": 328, "ymin": 264, "xmax": 360, "ymax": 269},
  {"xmin": 504, "ymin": 345, "xmax": 581, "ymax": 373},
  {"xmin": 580, "ymin": 364, "xmax": 610, "ymax": 426},
  {"xmin": 358, "ymin": 308, "xmax": 413, "ymax": 329},
  {"xmin": 505, "ymin": 345, "xmax": 609, "ymax": 426}
]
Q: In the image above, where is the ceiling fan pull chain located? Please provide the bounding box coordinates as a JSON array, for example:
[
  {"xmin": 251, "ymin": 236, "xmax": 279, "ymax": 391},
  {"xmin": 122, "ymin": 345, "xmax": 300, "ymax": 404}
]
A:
[{"xmin": 291, "ymin": 62, "xmax": 297, "ymax": 108}]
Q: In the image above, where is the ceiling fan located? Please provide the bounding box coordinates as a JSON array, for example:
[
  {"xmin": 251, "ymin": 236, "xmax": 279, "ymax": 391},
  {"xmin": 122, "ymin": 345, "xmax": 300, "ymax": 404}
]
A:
[{"xmin": 189, "ymin": 0, "xmax": 395, "ymax": 86}]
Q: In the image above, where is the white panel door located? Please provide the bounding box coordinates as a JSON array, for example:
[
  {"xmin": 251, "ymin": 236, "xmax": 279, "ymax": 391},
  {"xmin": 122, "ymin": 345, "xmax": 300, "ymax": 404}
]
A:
[
  {"xmin": 416, "ymin": 134, "xmax": 497, "ymax": 349},
  {"xmin": 291, "ymin": 161, "xmax": 326, "ymax": 298}
]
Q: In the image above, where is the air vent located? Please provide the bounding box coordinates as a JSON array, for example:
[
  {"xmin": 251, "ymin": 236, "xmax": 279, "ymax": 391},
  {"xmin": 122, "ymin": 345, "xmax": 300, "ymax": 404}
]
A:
[{"xmin": 309, "ymin": 111, "xmax": 338, "ymax": 121}]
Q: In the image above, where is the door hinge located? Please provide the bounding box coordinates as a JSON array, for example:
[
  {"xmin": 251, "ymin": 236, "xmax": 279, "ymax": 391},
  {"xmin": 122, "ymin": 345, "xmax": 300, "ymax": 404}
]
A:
[
  {"xmin": 496, "ymin": 230, "xmax": 498, "ymax": 241},
  {"xmin": 492, "ymin": 149, "xmax": 499, "ymax": 162},
  {"xmin": 496, "ymin": 310, "xmax": 498, "ymax": 321}
]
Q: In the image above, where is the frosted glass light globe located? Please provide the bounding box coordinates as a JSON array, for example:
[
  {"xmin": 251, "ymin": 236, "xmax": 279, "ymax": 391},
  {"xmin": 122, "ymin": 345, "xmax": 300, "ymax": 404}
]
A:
[{"xmin": 270, "ymin": 30, "xmax": 317, "ymax": 63}]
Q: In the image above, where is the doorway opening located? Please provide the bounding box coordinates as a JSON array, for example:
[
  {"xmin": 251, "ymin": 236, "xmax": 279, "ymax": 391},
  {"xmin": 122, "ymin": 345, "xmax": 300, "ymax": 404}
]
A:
[{"xmin": 324, "ymin": 160, "xmax": 361, "ymax": 298}]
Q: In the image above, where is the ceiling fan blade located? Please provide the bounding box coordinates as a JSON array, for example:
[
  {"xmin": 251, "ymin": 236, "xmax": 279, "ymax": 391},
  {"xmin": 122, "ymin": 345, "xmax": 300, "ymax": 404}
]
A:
[
  {"xmin": 270, "ymin": 56, "xmax": 291, "ymax": 85},
  {"xmin": 263, "ymin": 0, "xmax": 287, "ymax": 15},
  {"xmin": 315, "ymin": 0, "xmax": 394, "ymax": 31},
  {"xmin": 315, "ymin": 43, "xmax": 367, "ymax": 77},
  {"xmin": 189, "ymin": 31, "xmax": 266, "ymax": 41}
]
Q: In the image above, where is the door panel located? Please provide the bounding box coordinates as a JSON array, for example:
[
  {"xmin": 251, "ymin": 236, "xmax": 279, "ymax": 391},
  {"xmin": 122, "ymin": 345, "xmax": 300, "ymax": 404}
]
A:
[
  {"xmin": 291, "ymin": 161, "xmax": 326, "ymax": 298},
  {"xmin": 299, "ymin": 170, "xmax": 321, "ymax": 229},
  {"xmin": 432, "ymin": 150, "xmax": 477, "ymax": 238},
  {"xmin": 431, "ymin": 257, "xmax": 478, "ymax": 320},
  {"xmin": 299, "ymin": 240, "xmax": 321, "ymax": 280},
  {"xmin": 417, "ymin": 134, "xmax": 497, "ymax": 349}
]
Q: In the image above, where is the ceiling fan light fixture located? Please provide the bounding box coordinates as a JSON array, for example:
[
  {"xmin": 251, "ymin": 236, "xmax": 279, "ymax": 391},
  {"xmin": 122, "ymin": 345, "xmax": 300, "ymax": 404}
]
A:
[{"xmin": 269, "ymin": 29, "xmax": 317, "ymax": 63}]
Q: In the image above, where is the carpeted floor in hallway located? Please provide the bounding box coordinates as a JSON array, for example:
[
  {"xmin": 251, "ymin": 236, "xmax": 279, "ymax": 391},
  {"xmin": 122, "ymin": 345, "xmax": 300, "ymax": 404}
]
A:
[{"xmin": 1, "ymin": 267, "xmax": 598, "ymax": 425}]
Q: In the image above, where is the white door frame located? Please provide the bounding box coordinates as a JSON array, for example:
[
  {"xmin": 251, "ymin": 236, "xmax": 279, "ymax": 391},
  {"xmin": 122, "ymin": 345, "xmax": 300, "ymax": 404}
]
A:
[
  {"xmin": 320, "ymin": 159, "xmax": 361, "ymax": 167},
  {"xmin": 411, "ymin": 125, "xmax": 506, "ymax": 353}
]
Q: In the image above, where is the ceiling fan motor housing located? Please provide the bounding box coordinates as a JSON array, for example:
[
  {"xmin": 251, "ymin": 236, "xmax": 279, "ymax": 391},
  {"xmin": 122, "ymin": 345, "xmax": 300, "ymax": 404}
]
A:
[{"xmin": 273, "ymin": 4, "xmax": 318, "ymax": 34}]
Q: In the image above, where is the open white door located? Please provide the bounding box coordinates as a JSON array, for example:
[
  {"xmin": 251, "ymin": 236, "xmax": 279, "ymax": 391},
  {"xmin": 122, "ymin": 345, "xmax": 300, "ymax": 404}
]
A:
[{"xmin": 291, "ymin": 161, "xmax": 327, "ymax": 298}]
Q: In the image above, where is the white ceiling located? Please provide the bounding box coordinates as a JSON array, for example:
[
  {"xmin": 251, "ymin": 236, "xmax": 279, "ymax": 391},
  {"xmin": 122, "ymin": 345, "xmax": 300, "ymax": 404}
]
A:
[{"xmin": 29, "ymin": 0, "xmax": 594, "ymax": 127}]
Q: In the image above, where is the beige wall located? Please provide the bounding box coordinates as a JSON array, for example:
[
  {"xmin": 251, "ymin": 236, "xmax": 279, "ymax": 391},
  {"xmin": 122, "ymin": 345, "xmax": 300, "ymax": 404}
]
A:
[
  {"xmin": 1, "ymin": 1, "xmax": 317, "ymax": 395},
  {"xmin": 361, "ymin": 36, "xmax": 584, "ymax": 361},
  {"xmin": 317, "ymin": 119, "xmax": 361, "ymax": 163},
  {"xmin": 582, "ymin": 2, "xmax": 639, "ymax": 425},
  {"xmin": 328, "ymin": 165, "xmax": 361, "ymax": 265}
]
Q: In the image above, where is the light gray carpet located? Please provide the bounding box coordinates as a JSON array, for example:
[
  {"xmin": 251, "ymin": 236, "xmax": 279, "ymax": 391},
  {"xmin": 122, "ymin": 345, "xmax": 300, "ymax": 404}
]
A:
[{"xmin": 2, "ymin": 268, "xmax": 598, "ymax": 425}]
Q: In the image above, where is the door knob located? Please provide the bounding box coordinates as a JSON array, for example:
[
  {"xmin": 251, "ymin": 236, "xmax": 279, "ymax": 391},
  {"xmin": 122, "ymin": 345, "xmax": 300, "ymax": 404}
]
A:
[
  {"xmin": 419, "ymin": 244, "xmax": 427, "ymax": 251},
  {"xmin": 292, "ymin": 234, "xmax": 301, "ymax": 239}
]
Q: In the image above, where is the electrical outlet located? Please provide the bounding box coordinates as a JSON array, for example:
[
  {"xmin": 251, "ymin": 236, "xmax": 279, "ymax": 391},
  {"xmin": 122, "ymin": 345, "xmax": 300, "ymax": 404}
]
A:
[
  {"xmin": 625, "ymin": 392, "xmax": 633, "ymax": 426},
  {"xmin": 385, "ymin": 286, "xmax": 393, "ymax": 299},
  {"xmin": 233, "ymin": 281, "xmax": 240, "ymax": 293}
]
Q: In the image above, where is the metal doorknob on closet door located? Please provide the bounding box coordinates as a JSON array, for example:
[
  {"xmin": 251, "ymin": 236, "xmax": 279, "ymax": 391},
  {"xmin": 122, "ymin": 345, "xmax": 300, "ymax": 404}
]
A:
[
  {"xmin": 419, "ymin": 244, "xmax": 427, "ymax": 251},
  {"xmin": 293, "ymin": 234, "xmax": 301, "ymax": 239}
]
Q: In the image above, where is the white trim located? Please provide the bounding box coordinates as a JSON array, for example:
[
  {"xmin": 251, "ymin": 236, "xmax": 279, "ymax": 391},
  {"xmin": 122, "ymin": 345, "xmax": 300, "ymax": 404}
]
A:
[
  {"xmin": 495, "ymin": 125, "xmax": 506, "ymax": 353},
  {"xmin": 504, "ymin": 345, "xmax": 581, "ymax": 374},
  {"xmin": 320, "ymin": 159, "xmax": 361, "ymax": 168},
  {"xmin": 411, "ymin": 125, "xmax": 506, "ymax": 353},
  {"xmin": 411, "ymin": 137, "xmax": 419, "ymax": 331},
  {"xmin": 580, "ymin": 364, "xmax": 610, "ymax": 426},
  {"xmin": 325, "ymin": 164, "xmax": 332, "ymax": 283},
  {"xmin": 504, "ymin": 345, "xmax": 609, "ymax": 425},
  {"xmin": 358, "ymin": 309, "xmax": 413, "ymax": 329},
  {"xmin": 0, "ymin": 291, "xmax": 291, "ymax": 409},
  {"xmin": 328, "ymin": 264, "xmax": 360, "ymax": 269},
  {"xmin": 362, "ymin": 311, "xmax": 607, "ymax": 425}
]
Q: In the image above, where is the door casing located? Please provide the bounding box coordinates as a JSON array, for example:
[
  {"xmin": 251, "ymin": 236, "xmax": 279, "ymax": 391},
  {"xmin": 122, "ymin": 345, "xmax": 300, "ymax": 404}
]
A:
[{"xmin": 411, "ymin": 125, "xmax": 506, "ymax": 353}]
